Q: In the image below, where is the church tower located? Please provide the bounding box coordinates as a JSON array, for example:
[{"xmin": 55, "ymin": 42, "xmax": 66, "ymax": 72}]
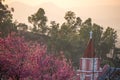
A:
[{"xmin": 77, "ymin": 31, "xmax": 102, "ymax": 80}]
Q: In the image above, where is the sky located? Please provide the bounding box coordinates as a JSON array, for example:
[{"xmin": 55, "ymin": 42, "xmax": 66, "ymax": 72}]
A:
[
  {"xmin": 5, "ymin": 0, "xmax": 120, "ymax": 28},
  {"xmin": 5, "ymin": 0, "xmax": 120, "ymax": 8},
  {"xmin": 5, "ymin": 0, "xmax": 120, "ymax": 29}
]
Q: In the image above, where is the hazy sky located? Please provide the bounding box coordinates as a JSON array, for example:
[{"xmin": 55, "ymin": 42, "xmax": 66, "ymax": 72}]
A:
[
  {"xmin": 5, "ymin": 0, "xmax": 120, "ymax": 28},
  {"xmin": 6, "ymin": 0, "xmax": 120, "ymax": 8}
]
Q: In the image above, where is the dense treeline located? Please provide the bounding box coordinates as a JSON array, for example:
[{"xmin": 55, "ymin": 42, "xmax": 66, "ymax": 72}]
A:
[
  {"xmin": 0, "ymin": 0, "xmax": 120, "ymax": 70},
  {"xmin": 27, "ymin": 8, "xmax": 118, "ymax": 67}
]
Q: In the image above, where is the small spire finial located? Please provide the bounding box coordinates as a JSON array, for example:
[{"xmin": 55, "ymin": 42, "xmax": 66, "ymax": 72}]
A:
[{"xmin": 90, "ymin": 31, "xmax": 93, "ymax": 39}]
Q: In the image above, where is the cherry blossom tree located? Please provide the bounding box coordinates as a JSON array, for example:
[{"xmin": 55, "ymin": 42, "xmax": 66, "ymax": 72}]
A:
[
  {"xmin": 0, "ymin": 33, "xmax": 75, "ymax": 80},
  {"xmin": 0, "ymin": 33, "xmax": 30, "ymax": 80}
]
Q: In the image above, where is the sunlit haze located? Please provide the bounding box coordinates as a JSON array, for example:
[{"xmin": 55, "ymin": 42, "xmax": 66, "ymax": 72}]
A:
[
  {"xmin": 5, "ymin": 0, "xmax": 120, "ymax": 33},
  {"xmin": 6, "ymin": 0, "xmax": 120, "ymax": 7}
]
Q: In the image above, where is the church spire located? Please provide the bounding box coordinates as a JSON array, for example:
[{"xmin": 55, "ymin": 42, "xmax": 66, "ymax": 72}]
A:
[{"xmin": 83, "ymin": 31, "xmax": 95, "ymax": 58}]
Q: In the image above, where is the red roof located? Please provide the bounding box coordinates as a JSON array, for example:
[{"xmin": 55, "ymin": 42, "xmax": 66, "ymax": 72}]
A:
[{"xmin": 83, "ymin": 39, "xmax": 95, "ymax": 58}]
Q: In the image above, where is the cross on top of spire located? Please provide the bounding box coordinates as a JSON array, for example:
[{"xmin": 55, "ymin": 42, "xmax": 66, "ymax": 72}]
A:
[{"xmin": 90, "ymin": 31, "xmax": 93, "ymax": 39}]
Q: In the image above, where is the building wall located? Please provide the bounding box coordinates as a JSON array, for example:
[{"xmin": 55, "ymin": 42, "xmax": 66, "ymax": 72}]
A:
[{"xmin": 77, "ymin": 58, "xmax": 102, "ymax": 80}]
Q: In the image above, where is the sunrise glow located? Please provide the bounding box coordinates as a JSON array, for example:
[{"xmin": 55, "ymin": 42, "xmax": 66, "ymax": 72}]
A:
[{"xmin": 6, "ymin": 0, "xmax": 120, "ymax": 7}]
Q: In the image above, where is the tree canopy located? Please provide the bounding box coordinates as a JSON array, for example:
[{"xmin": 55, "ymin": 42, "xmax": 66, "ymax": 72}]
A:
[
  {"xmin": 28, "ymin": 8, "xmax": 48, "ymax": 34},
  {"xmin": 0, "ymin": 0, "xmax": 17, "ymax": 37}
]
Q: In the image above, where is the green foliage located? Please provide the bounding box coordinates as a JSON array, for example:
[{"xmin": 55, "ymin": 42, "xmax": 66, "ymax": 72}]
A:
[
  {"xmin": 47, "ymin": 21, "xmax": 60, "ymax": 53},
  {"xmin": 17, "ymin": 23, "xmax": 28, "ymax": 31},
  {"xmin": 100, "ymin": 27, "xmax": 117, "ymax": 56},
  {"xmin": 113, "ymin": 48, "xmax": 120, "ymax": 67},
  {"xmin": 0, "ymin": 1, "xmax": 17, "ymax": 37},
  {"xmin": 28, "ymin": 8, "xmax": 48, "ymax": 34},
  {"xmin": 46, "ymin": 11, "xmax": 117, "ymax": 67},
  {"xmin": 64, "ymin": 11, "xmax": 76, "ymax": 25},
  {"xmin": 101, "ymin": 59, "xmax": 114, "ymax": 67}
]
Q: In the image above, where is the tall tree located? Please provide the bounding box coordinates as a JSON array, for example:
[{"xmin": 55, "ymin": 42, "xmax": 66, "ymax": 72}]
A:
[
  {"xmin": 0, "ymin": 0, "xmax": 16, "ymax": 37},
  {"xmin": 28, "ymin": 8, "xmax": 48, "ymax": 34},
  {"xmin": 92, "ymin": 23, "xmax": 103, "ymax": 54},
  {"xmin": 47, "ymin": 21, "xmax": 60, "ymax": 53},
  {"xmin": 100, "ymin": 27, "xmax": 117, "ymax": 57},
  {"xmin": 53, "ymin": 11, "xmax": 81, "ymax": 67},
  {"xmin": 64, "ymin": 11, "xmax": 76, "ymax": 25}
]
